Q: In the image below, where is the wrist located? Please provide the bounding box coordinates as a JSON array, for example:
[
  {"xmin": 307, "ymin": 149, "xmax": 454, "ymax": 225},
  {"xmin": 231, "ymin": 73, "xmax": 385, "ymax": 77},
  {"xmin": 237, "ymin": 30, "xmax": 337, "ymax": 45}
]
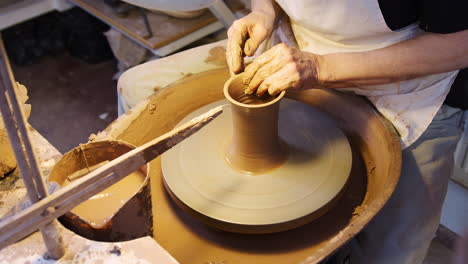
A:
[
  {"xmin": 315, "ymin": 53, "xmax": 364, "ymax": 88},
  {"xmin": 251, "ymin": 0, "xmax": 279, "ymax": 21},
  {"xmin": 314, "ymin": 54, "xmax": 334, "ymax": 86}
]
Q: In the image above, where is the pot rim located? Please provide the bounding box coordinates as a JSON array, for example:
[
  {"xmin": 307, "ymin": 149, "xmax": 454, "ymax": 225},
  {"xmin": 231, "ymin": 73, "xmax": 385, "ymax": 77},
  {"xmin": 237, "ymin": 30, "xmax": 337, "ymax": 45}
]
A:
[{"xmin": 223, "ymin": 75, "xmax": 286, "ymax": 108}]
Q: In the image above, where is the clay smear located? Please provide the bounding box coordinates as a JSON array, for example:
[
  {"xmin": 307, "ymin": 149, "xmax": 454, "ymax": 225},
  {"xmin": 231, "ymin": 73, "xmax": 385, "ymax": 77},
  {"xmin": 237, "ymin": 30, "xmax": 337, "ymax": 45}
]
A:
[
  {"xmin": 65, "ymin": 170, "xmax": 145, "ymax": 229},
  {"xmin": 204, "ymin": 46, "xmax": 227, "ymax": 67}
]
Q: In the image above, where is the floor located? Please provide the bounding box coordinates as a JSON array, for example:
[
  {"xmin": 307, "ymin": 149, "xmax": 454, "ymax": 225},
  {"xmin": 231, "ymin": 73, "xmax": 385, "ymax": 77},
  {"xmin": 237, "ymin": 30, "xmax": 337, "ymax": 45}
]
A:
[{"xmin": 11, "ymin": 53, "xmax": 118, "ymax": 154}]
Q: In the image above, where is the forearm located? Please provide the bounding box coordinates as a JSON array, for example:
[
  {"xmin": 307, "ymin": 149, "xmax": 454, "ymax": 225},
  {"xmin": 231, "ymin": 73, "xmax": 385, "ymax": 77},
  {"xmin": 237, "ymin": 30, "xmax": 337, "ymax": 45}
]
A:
[
  {"xmin": 251, "ymin": 0, "xmax": 280, "ymax": 18},
  {"xmin": 318, "ymin": 29, "xmax": 468, "ymax": 88}
]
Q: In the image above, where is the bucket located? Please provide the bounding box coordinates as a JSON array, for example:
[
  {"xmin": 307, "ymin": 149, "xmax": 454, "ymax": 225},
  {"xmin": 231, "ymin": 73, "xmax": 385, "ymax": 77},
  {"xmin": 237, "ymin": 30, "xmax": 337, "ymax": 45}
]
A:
[{"xmin": 49, "ymin": 140, "xmax": 152, "ymax": 242}]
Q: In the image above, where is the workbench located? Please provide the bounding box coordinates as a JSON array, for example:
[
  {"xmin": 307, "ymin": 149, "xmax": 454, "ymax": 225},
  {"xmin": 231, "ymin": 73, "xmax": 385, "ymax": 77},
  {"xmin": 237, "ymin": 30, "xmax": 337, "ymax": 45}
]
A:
[{"xmin": 70, "ymin": 0, "xmax": 243, "ymax": 57}]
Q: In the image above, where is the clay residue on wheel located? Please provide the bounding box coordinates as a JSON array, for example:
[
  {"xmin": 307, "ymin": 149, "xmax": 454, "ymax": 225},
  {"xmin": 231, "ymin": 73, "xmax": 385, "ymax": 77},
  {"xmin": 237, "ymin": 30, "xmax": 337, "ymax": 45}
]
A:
[{"xmin": 205, "ymin": 46, "xmax": 228, "ymax": 67}]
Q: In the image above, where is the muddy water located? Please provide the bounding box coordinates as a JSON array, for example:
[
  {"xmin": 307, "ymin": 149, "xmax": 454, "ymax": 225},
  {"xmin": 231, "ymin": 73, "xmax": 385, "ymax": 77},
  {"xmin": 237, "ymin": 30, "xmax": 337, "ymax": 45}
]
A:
[{"xmin": 65, "ymin": 170, "xmax": 145, "ymax": 229}]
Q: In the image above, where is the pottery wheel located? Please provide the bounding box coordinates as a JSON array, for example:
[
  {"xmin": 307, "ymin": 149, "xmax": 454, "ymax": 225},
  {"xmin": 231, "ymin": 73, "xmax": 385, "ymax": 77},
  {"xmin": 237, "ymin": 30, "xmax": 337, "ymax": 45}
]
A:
[{"xmin": 162, "ymin": 98, "xmax": 352, "ymax": 233}]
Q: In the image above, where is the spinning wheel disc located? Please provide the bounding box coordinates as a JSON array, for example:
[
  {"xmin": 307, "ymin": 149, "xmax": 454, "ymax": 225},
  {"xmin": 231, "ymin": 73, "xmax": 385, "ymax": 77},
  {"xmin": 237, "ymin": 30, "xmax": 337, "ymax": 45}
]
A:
[{"xmin": 162, "ymin": 98, "xmax": 352, "ymax": 233}]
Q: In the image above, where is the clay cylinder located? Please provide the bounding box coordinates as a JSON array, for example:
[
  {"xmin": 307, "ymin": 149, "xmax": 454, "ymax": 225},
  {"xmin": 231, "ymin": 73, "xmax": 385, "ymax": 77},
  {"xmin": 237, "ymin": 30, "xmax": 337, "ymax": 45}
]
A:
[
  {"xmin": 49, "ymin": 140, "xmax": 153, "ymax": 242},
  {"xmin": 223, "ymin": 76, "xmax": 287, "ymax": 174}
]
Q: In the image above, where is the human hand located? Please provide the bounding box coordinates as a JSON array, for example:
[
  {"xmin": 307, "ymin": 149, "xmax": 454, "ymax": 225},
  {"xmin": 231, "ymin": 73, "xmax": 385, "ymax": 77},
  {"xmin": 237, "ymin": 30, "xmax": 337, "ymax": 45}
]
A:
[
  {"xmin": 226, "ymin": 11, "xmax": 276, "ymax": 74},
  {"xmin": 242, "ymin": 43, "xmax": 322, "ymax": 96}
]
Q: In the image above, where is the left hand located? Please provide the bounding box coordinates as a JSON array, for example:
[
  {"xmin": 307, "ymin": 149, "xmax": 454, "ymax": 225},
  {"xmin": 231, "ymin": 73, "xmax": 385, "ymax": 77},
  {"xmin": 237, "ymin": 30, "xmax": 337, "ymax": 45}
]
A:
[{"xmin": 242, "ymin": 43, "xmax": 322, "ymax": 96}]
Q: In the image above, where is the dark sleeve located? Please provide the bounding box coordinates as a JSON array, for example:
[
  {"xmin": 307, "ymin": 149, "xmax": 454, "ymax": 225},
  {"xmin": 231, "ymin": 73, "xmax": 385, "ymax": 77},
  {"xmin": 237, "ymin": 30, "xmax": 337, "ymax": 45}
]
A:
[
  {"xmin": 419, "ymin": 0, "xmax": 468, "ymax": 33},
  {"xmin": 444, "ymin": 69, "xmax": 468, "ymax": 110}
]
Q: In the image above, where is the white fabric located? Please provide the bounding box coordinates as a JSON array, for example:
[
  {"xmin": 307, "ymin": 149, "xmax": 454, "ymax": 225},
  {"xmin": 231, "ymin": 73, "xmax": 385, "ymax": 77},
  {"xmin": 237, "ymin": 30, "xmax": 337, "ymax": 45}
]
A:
[
  {"xmin": 118, "ymin": 40, "xmax": 228, "ymax": 113},
  {"xmin": 276, "ymin": 0, "xmax": 458, "ymax": 148}
]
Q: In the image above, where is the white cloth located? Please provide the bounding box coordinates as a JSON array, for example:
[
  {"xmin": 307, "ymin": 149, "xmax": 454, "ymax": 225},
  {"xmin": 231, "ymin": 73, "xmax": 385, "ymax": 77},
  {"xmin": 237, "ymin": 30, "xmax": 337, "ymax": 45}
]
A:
[
  {"xmin": 276, "ymin": 0, "xmax": 458, "ymax": 149},
  {"xmin": 118, "ymin": 40, "xmax": 228, "ymax": 114}
]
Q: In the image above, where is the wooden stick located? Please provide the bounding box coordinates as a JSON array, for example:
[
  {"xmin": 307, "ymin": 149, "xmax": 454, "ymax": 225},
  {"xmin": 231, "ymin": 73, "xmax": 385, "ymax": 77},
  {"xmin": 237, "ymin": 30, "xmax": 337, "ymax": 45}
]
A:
[
  {"xmin": 0, "ymin": 35, "xmax": 65, "ymax": 259},
  {"xmin": 0, "ymin": 104, "xmax": 224, "ymax": 250}
]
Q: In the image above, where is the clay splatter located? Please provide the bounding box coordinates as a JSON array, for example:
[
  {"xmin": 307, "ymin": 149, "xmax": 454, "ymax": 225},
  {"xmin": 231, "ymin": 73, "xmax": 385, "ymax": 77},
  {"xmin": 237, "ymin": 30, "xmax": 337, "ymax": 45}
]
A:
[
  {"xmin": 204, "ymin": 46, "xmax": 228, "ymax": 67},
  {"xmin": 295, "ymin": 33, "xmax": 309, "ymax": 47}
]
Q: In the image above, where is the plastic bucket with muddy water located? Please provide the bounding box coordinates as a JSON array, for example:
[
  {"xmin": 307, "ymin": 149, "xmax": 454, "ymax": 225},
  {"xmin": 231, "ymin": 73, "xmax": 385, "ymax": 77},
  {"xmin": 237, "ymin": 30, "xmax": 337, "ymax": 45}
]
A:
[{"xmin": 49, "ymin": 140, "xmax": 152, "ymax": 242}]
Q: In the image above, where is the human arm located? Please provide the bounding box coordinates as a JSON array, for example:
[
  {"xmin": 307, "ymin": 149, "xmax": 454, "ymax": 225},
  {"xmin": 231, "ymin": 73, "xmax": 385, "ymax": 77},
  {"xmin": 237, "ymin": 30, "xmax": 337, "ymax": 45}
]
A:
[
  {"xmin": 226, "ymin": 0, "xmax": 280, "ymax": 74},
  {"xmin": 243, "ymin": 29, "xmax": 468, "ymax": 96},
  {"xmin": 320, "ymin": 29, "xmax": 468, "ymax": 88}
]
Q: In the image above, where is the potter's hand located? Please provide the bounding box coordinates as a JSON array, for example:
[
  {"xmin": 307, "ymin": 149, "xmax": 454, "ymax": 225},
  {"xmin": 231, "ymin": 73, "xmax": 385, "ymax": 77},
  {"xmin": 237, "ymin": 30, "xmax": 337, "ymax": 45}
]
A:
[
  {"xmin": 226, "ymin": 11, "xmax": 275, "ymax": 74},
  {"xmin": 243, "ymin": 43, "xmax": 322, "ymax": 96}
]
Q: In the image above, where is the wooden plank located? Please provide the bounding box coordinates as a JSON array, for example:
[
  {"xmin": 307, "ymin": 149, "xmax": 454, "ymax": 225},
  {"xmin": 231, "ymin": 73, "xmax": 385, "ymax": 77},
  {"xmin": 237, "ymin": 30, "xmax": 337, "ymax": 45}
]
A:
[
  {"xmin": 70, "ymin": 0, "xmax": 243, "ymax": 50},
  {"xmin": 0, "ymin": 105, "xmax": 223, "ymax": 250}
]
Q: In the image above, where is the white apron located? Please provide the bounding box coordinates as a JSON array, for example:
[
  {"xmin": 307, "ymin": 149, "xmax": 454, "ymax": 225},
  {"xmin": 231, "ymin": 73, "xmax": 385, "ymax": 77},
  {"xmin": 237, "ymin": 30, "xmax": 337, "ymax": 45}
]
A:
[{"xmin": 275, "ymin": 0, "xmax": 459, "ymax": 149}]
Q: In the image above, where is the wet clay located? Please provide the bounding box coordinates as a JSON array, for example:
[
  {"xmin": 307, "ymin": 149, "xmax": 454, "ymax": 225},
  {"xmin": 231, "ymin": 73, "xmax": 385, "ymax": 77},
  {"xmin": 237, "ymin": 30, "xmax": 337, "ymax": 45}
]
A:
[
  {"xmin": 204, "ymin": 46, "xmax": 228, "ymax": 67},
  {"xmin": 99, "ymin": 69, "xmax": 401, "ymax": 263},
  {"xmin": 64, "ymin": 170, "xmax": 145, "ymax": 229},
  {"xmin": 161, "ymin": 75, "xmax": 352, "ymax": 233},
  {"xmin": 0, "ymin": 129, "xmax": 16, "ymax": 176}
]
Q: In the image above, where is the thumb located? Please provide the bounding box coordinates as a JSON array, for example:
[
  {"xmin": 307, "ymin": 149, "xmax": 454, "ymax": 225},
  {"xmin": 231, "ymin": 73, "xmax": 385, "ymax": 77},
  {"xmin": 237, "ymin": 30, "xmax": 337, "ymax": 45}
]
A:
[{"xmin": 244, "ymin": 28, "xmax": 267, "ymax": 56}]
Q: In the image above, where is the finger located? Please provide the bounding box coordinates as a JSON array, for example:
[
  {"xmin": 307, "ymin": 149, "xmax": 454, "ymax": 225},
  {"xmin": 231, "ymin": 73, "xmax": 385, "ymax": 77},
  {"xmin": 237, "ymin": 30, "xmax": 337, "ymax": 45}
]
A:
[
  {"xmin": 242, "ymin": 43, "xmax": 286, "ymax": 86},
  {"xmin": 227, "ymin": 25, "xmax": 248, "ymax": 73},
  {"xmin": 257, "ymin": 64, "xmax": 299, "ymax": 96},
  {"xmin": 245, "ymin": 58, "xmax": 282, "ymax": 94},
  {"xmin": 242, "ymin": 48, "xmax": 276, "ymax": 88},
  {"xmin": 244, "ymin": 26, "xmax": 268, "ymax": 56}
]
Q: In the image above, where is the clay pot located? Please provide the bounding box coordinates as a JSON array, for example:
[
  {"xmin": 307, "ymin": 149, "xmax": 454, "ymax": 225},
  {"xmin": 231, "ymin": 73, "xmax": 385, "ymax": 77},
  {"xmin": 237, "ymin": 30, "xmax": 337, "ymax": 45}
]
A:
[{"xmin": 224, "ymin": 76, "xmax": 287, "ymax": 174}]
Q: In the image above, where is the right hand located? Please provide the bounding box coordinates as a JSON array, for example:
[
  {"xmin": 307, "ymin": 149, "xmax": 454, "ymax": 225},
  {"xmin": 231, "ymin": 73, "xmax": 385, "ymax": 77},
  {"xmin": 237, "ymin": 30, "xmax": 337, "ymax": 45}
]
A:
[{"xmin": 226, "ymin": 11, "xmax": 276, "ymax": 74}]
